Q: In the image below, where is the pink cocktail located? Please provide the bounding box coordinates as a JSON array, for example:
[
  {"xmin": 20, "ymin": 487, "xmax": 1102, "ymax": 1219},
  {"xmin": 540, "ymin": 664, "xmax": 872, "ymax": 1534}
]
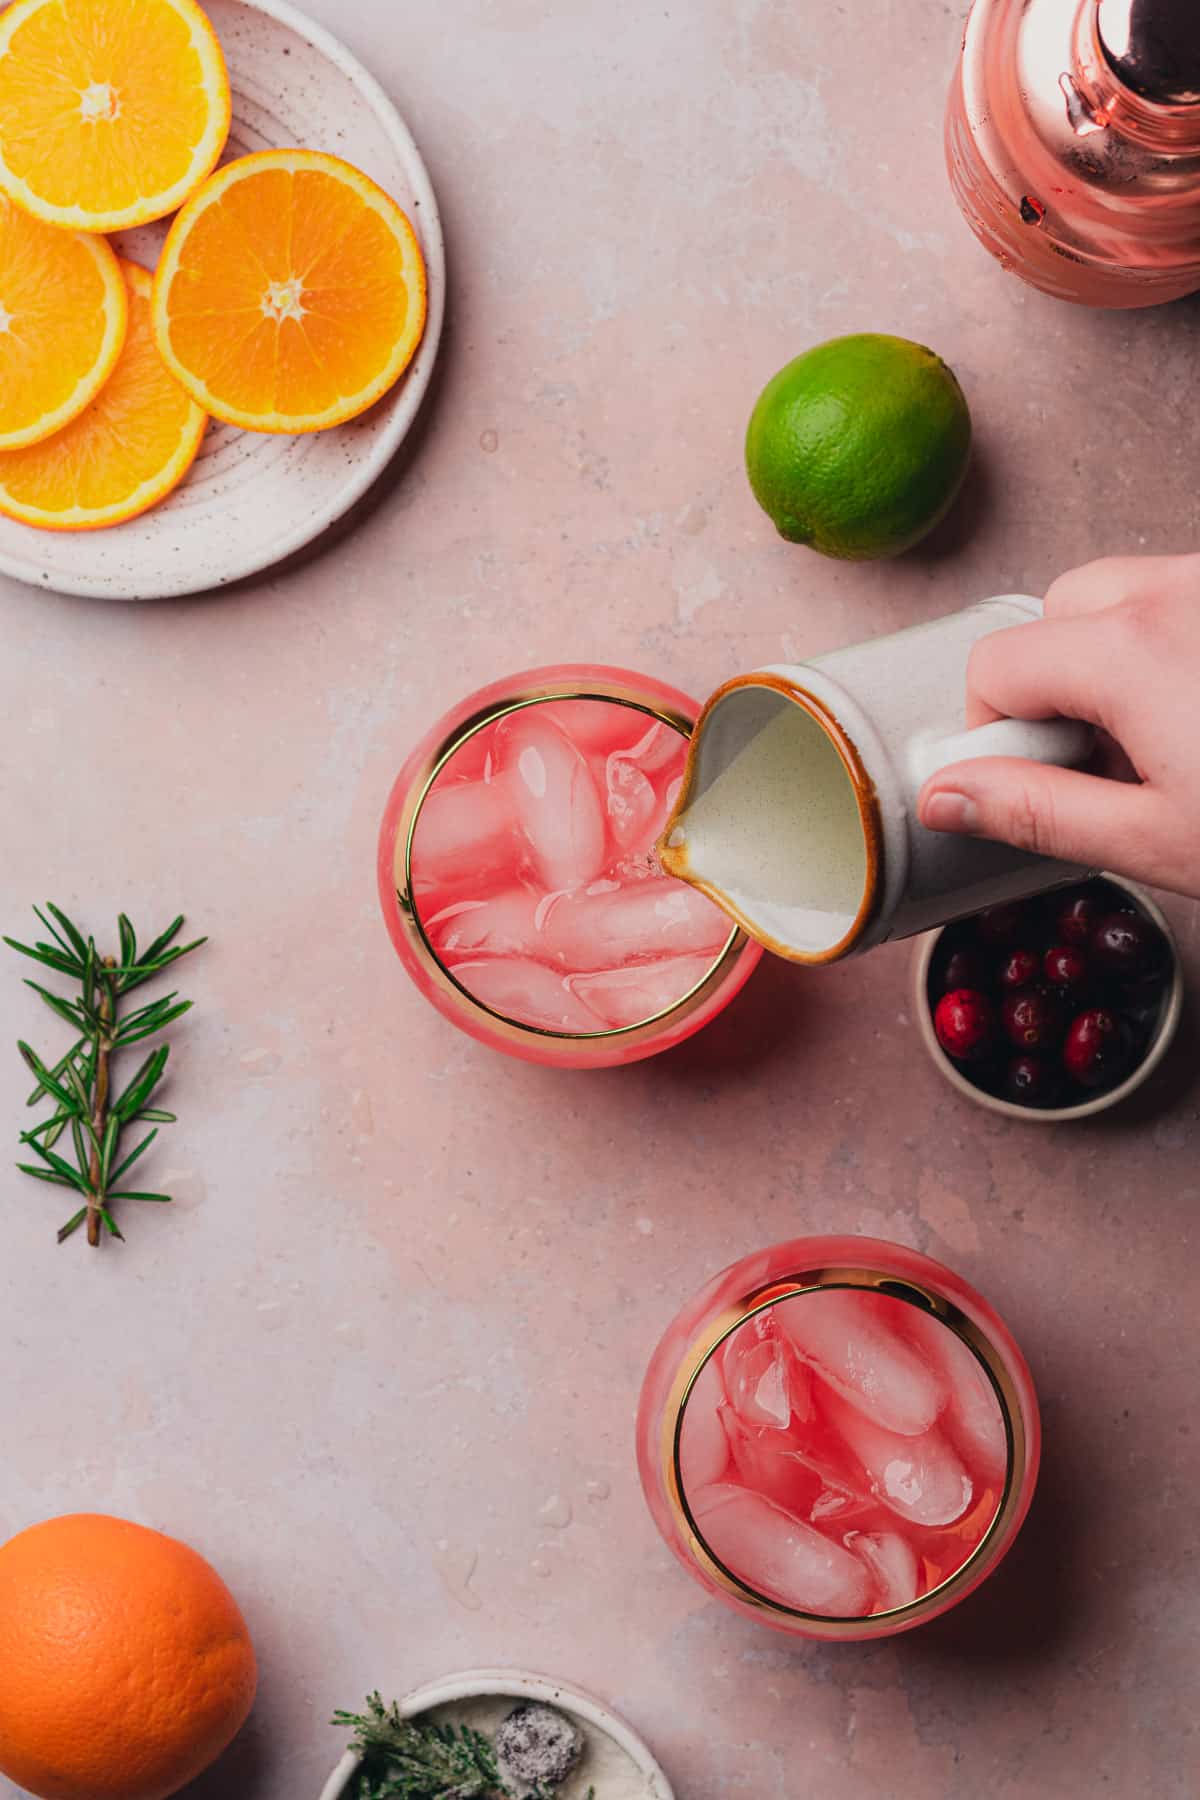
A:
[
  {"xmin": 378, "ymin": 666, "xmax": 761, "ymax": 1067},
  {"xmin": 638, "ymin": 1238, "xmax": 1040, "ymax": 1639}
]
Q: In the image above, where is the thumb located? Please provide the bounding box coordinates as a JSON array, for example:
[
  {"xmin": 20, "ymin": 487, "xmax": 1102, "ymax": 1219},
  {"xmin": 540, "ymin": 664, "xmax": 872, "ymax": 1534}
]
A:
[{"xmin": 918, "ymin": 757, "xmax": 1158, "ymax": 873}]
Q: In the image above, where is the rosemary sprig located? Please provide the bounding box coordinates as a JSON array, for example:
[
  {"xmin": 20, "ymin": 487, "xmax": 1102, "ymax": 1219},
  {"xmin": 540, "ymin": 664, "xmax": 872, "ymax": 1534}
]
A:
[
  {"xmin": 333, "ymin": 1694, "xmax": 595, "ymax": 1800},
  {"xmin": 6, "ymin": 905, "xmax": 204, "ymax": 1247}
]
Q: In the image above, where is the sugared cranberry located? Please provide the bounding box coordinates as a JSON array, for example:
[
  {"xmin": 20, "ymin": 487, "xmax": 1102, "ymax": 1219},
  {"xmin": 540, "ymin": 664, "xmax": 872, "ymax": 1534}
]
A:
[
  {"xmin": 1063, "ymin": 1008, "xmax": 1134, "ymax": 1090},
  {"xmin": 1090, "ymin": 910, "xmax": 1164, "ymax": 982},
  {"xmin": 1004, "ymin": 1055, "xmax": 1061, "ymax": 1109},
  {"xmin": 938, "ymin": 946, "xmax": 990, "ymax": 994},
  {"xmin": 977, "ymin": 902, "xmax": 1035, "ymax": 947},
  {"xmin": 1043, "ymin": 943, "xmax": 1089, "ymax": 990},
  {"xmin": 1055, "ymin": 892, "xmax": 1098, "ymax": 947},
  {"xmin": 998, "ymin": 948, "xmax": 1041, "ymax": 991},
  {"xmin": 934, "ymin": 989, "xmax": 997, "ymax": 1063},
  {"xmin": 1001, "ymin": 986, "xmax": 1064, "ymax": 1051}
]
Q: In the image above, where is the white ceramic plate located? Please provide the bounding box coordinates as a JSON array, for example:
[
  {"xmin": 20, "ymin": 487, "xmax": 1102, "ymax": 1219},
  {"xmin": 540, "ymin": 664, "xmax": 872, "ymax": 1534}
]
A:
[
  {"xmin": 319, "ymin": 1668, "xmax": 676, "ymax": 1800},
  {"xmin": 0, "ymin": 0, "xmax": 444, "ymax": 601}
]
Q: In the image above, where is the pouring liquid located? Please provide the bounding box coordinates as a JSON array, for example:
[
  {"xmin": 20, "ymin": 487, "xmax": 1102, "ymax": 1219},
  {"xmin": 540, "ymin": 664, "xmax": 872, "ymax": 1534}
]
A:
[{"xmin": 661, "ymin": 697, "xmax": 870, "ymax": 960}]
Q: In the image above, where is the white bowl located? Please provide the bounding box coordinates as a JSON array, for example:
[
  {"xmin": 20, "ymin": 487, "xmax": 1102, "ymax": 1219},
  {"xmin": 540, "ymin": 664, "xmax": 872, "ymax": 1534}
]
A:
[
  {"xmin": 913, "ymin": 875, "xmax": 1183, "ymax": 1122},
  {"xmin": 320, "ymin": 1668, "xmax": 675, "ymax": 1800},
  {"xmin": 0, "ymin": 0, "xmax": 445, "ymax": 601}
]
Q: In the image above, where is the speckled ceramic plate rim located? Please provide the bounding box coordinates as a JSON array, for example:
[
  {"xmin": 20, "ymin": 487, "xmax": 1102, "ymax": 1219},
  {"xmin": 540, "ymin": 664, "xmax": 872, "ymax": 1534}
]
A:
[
  {"xmin": 318, "ymin": 1668, "xmax": 676, "ymax": 1800},
  {"xmin": 0, "ymin": 0, "xmax": 445, "ymax": 602}
]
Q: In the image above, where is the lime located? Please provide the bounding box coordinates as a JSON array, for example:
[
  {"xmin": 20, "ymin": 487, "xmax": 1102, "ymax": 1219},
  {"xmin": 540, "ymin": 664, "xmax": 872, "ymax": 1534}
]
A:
[{"xmin": 745, "ymin": 334, "xmax": 972, "ymax": 560}]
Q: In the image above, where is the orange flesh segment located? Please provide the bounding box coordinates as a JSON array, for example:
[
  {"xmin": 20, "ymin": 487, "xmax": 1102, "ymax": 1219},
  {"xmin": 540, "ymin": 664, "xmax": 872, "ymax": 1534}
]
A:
[
  {"xmin": 0, "ymin": 195, "xmax": 126, "ymax": 449},
  {"xmin": 0, "ymin": 260, "xmax": 206, "ymax": 529},
  {"xmin": 154, "ymin": 151, "xmax": 427, "ymax": 433},
  {"xmin": 0, "ymin": 0, "xmax": 229, "ymax": 230}
]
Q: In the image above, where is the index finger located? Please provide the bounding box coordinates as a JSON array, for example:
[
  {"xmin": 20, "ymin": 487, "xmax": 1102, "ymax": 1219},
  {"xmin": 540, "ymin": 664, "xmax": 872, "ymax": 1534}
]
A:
[
  {"xmin": 1044, "ymin": 555, "xmax": 1178, "ymax": 619},
  {"xmin": 964, "ymin": 609, "xmax": 1125, "ymax": 736}
]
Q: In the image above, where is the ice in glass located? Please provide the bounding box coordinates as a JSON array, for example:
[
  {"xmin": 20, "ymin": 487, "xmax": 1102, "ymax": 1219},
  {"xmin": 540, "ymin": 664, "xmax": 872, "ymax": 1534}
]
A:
[
  {"xmin": 378, "ymin": 668, "xmax": 761, "ymax": 1066},
  {"xmin": 639, "ymin": 1238, "xmax": 1040, "ymax": 1639}
]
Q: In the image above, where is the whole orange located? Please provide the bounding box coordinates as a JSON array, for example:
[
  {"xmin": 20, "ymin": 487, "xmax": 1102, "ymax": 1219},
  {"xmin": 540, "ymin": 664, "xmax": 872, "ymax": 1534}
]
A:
[{"xmin": 0, "ymin": 1513, "xmax": 257, "ymax": 1800}]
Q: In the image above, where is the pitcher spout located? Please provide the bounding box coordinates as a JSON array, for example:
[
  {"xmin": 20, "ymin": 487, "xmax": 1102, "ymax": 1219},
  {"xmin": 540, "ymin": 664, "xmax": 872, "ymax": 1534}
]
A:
[{"xmin": 658, "ymin": 673, "xmax": 883, "ymax": 966}]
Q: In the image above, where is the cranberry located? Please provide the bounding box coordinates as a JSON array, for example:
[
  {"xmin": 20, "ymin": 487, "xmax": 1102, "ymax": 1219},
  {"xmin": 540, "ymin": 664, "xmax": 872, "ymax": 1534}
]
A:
[
  {"xmin": 1063, "ymin": 1008, "xmax": 1134, "ymax": 1090},
  {"xmin": 1043, "ymin": 943, "xmax": 1089, "ymax": 990},
  {"xmin": 998, "ymin": 948, "xmax": 1041, "ymax": 991},
  {"xmin": 1004, "ymin": 1055, "xmax": 1061, "ymax": 1109},
  {"xmin": 1001, "ymin": 986, "xmax": 1064, "ymax": 1052},
  {"xmin": 938, "ymin": 945, "xmax": 990, "ymax": 994},
  {"xmin": 977, "ymin": 902, "xmax": 1035, "ymax": 947},
  {"xmin": 1090, "ymin": 910, "xmax": 1165, "ymax": 982},
  {"xmin": 934, "ymin": 989, "xmax": 997, "ymax": 1063},
  {"xmin": 1055, "ymin": 892, "xmax": 1098, "ymax": 947}
]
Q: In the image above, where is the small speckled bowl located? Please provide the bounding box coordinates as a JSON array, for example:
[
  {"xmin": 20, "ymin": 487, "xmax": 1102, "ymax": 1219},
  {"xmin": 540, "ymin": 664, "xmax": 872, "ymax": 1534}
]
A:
[
  {"xmin": 913, "ymin": 875, "xmax": 1183, "ymax": 1122},
  {"xmin": 319, "ymin": 1668, "xmax": 675, "ymax": 1800}
]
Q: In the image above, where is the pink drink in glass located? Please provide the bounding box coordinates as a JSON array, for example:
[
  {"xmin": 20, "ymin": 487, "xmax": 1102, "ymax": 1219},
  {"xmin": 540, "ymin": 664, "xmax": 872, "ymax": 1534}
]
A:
[
  {"xmin": 638, "ymin": 1237, "xmax": 1040, "ymax": 1639},
  {"xmin": 378, "ymin": 666, "xmax": 761, "ymax": 1068}
]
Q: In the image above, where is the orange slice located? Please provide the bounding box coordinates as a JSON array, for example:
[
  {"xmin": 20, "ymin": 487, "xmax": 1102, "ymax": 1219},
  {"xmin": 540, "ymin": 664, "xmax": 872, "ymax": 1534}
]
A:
[
  {"xmin": 0, "ymin": 195, "xmax": 126, "ymax": 450},
  {"xmin": 152, "ymin": 149, "xmax": 428, "ymax": 434},
  {"xmin": 0, "ymin": 260, "xmax": 207, "ymax": 531},
  {"xmin": 0, "ymin": 0, "xmax": 230, "ymax": 232}
]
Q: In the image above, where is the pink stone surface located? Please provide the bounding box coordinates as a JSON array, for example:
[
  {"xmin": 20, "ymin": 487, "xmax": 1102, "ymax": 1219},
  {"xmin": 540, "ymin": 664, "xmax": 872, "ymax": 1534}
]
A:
[{"xmin": 0, "ymin": 4, "xmax": 1198, "ymax": 1798}]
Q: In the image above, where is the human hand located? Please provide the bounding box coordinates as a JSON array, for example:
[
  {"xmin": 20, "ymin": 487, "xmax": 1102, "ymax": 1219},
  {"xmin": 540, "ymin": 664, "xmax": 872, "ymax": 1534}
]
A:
[{"xmin": 918, "ymin": 555, "xmax": 1200, "ymax": 900}]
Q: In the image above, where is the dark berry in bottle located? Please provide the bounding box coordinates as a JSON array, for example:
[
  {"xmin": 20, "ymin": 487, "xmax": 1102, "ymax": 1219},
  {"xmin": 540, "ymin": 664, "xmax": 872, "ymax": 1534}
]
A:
[
  {"xmin": 1090, "ymin": 910, "xmax": 1164, "ymax": 982},
  {"xmin": 1063, "ymin": 1008, "xmax": 1134, "ymax": 1090},
  {"xmin": 1043, "ymin": 943, "xmax": 1089, "ymax": 991},
  {"xmin": 977, "ymin": 902, "xmax": 1034, "ymax": 947},
  {"xmin": 998, "ymin": 948, "xmax": 1041, "ymax": 991},
  {"xmin": 938, "ymin": 945, "xmax": 990, "ymax": 995},
  {"xmin": 934, "ymin": 989, "xmax": 997, "ymax": 1063},
  {"xmin": 1055, "ymin": 892, "xmax": 1098, "ymax": 947},
  {"xmin": 1004, "ymin": 1055, "xmax": 1061, "ymax": 1109},
  {"xmin": 1001, "ymin": 986, "xmax": 1064, "ymax": 1052}
]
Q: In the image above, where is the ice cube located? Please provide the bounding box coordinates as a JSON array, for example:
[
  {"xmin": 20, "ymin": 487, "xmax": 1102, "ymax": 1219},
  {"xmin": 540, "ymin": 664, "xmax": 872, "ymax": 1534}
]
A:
[
  {"xmin": 410, "ymin": 776, "xmax": 514, "ymax": 893},
  {"xmin": 568, "ymin": 953, "xmax": 716, "ymax": 1029},
  {"xmin": 541, "ymin": 699, "xmax": 651, "ymax": 754},
  {"xmin": 424, "ymin": 889, "xmax": 544, "ymax": 958},
  {"xmin": 605, "ymin": 755, "xmax": 659, "ymax": 851},
  {"xmin": 846, "ymin": 1530, "xmax": 920, "ymax": 1612},
  {"xmin": 721, "ymin": 1314, "xmax": 812, "ymax": 1430},
  {"xmin": 690, "ymin": 1484, "xmax": 873, "ymax": 1617},
  {"xmin": 495, "ymin": 710, "xmax": 607, "ymax": 892},
  {"xmin": 825, "ymin": 1393, "xmax": 974, "ymax": 1528},
  {"xmin": 723, "ymin": 1410, "xmax": 871, "ymax": 1524},
  {"xmin": 625, "ymin": 720, "xmax": 684, "ymax": 776},
  {"xmin": 543, "ymin": 878, "xmax": 730, "ymax": 970},
  {"xmin": 679, "ymin": 1355, "xmax": 729, "ymax": 1493},
  {"xmin": 435, "ymin": 727, "xmax": 497, "ymax": 786},
  {"xmin": 448, "ymin": 958, "xmax": 599, "ymax": 1033},
  {"xmin": 900, "ymin": 1307, "xmax": 1008, "ymax": 1486},
  {"xmin": 775, "ymin": 1289, "xmax": 946, "ymax": 1436}
]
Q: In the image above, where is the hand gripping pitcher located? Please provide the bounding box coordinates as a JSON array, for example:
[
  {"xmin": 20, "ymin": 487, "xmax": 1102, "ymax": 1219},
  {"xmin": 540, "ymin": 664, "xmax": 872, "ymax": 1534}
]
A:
[{"xmin": 659, "ymin": 597, "xmax": 1093, "ymax": 964}]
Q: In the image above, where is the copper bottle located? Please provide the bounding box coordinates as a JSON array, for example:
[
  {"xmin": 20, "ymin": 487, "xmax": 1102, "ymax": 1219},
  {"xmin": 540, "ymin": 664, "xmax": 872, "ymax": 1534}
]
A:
[{"xmin": 947, "ymin": 0, "xmax": 1200, "ymax": 306}]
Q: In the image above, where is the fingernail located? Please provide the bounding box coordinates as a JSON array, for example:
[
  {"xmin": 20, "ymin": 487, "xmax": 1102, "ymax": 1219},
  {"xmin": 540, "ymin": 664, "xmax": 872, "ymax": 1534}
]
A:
[{"xmin": 923, "ymin": 791, "xmax": 980, "ymax": 834}]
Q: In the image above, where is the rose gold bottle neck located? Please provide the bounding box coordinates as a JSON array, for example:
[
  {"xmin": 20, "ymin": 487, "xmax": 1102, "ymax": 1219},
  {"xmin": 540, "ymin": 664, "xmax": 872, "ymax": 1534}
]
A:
[
  {"xmin": 1098, "ymin": 0, "xmax": 1200, "ymax": 105},
  {"xmin": 1076, "ymin": 0, "xmax": 1200, "ymax": 149}
]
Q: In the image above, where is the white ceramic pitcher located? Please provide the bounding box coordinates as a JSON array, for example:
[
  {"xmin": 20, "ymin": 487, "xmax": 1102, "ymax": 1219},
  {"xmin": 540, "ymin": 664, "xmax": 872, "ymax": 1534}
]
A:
[{"xmin": 660, "ymin": 596, "xmax": 1093, "ymax": 963}]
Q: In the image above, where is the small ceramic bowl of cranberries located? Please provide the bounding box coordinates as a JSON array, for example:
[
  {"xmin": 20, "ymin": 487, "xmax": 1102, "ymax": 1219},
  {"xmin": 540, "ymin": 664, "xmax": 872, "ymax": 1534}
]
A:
[{"xmin": 914, "ymin": 876, "xmax": 1182, "ymax": 1121}]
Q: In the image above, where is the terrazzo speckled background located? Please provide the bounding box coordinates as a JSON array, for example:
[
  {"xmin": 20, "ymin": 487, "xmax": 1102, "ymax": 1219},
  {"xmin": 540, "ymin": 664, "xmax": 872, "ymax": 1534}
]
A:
[{"xmin": 2, "ymin": 3, "xmax": 1199, "ymax": 1797}]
